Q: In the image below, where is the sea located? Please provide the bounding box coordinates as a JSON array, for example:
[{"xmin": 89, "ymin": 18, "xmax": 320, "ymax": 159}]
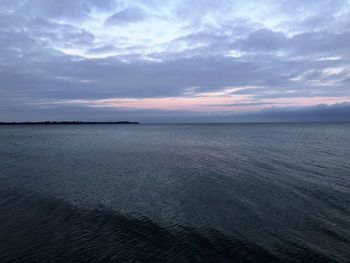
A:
[{"xmin": 0, "ymin": 123, "xmax": 349, "ymax": 262}]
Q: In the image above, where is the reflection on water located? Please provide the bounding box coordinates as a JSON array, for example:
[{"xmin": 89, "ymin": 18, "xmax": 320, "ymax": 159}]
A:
[
  {"xmin": 0, "ymin": 123, "xmax": 349, "ymax": 262},
  {"xmin": 0, "ymin": 190, "xmax": 281, "ymax": 262}
]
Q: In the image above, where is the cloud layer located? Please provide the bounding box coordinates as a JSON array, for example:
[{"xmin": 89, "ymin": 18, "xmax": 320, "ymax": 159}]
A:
[{"xmin": 1, "ymin": 0, "xmax": 350, "ymax": 122}]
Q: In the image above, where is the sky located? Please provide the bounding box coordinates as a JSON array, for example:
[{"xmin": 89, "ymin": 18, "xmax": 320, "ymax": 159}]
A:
[{"xmin": 1, "ymin": 0, "xmax": 350, "ymax": 122}]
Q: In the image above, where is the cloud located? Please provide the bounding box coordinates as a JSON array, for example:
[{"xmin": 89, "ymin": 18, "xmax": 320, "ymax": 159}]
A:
[
  {"xmin": 87, "ymin": 45, "xmax": 117, "ymax": 54},
  {"xmin": 237, "ymin": 29, "xmax": 287, "ymax": 52},
  {"xmin": 105, "ymin": 7, "xmax": 147, "ymax": 25},
  {"xmin": 17, "ymin": 0, "xmax": 119, "ymax": 20},
  {"xmin": 248, "ymin": 102, "xmax": 350, "ymax": 122},
  {"xmin": 1, "ymin": 0, "xmax": 350, "ymax": 121}
]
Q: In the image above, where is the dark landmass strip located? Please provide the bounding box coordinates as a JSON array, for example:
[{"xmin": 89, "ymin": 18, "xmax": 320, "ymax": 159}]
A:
[{"xmin": 0, "ymin": 121, "xmax": 139, "ymax": 125}]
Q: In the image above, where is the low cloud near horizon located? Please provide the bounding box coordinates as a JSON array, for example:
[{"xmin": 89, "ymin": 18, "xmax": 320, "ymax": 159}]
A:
[{"xmin": 1, "ymin": 0, "xmax": 350, "ymax": 122}]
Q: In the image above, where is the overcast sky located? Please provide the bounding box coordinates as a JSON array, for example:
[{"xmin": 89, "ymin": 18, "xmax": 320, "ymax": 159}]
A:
[{"xmin": 1, "ymin": 0, "xmax": 350, "ymax": 122}]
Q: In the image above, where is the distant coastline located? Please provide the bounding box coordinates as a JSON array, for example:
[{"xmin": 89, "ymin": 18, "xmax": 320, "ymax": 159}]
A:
[{"xmin": 0, "ymin": 121, "xmax": 140, "ymax": 125}]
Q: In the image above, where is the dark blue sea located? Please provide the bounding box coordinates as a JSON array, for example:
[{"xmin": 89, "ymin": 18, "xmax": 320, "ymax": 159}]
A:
[{"xmin": 0, "ymin": 123, "xmax": 349, "ymax": 262}]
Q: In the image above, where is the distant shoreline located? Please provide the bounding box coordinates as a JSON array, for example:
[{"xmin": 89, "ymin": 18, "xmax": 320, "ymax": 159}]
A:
[{"xmin": 0, "ymin": 121, "xmax": 140, "ymax": 125}]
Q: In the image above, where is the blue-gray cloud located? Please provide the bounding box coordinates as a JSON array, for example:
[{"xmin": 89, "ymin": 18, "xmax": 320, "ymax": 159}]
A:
[
  {"xmin": 105, "ymin": 7, "xmax": 147, "ymax": 25},
  {"xmin": 1, "ymin": 0, "xmax": 350, "ymax": 122}
]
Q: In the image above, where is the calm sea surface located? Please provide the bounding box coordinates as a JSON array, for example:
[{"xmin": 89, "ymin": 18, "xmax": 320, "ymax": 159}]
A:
[{"xmin": 0, "ymin": 123, "xmax": 349, "ymax": 262}]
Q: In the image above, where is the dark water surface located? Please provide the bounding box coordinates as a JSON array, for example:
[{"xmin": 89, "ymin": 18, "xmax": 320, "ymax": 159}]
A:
[{"xmin": 0, "ymin": 123, "xmax": 349, "ymax": 262}]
